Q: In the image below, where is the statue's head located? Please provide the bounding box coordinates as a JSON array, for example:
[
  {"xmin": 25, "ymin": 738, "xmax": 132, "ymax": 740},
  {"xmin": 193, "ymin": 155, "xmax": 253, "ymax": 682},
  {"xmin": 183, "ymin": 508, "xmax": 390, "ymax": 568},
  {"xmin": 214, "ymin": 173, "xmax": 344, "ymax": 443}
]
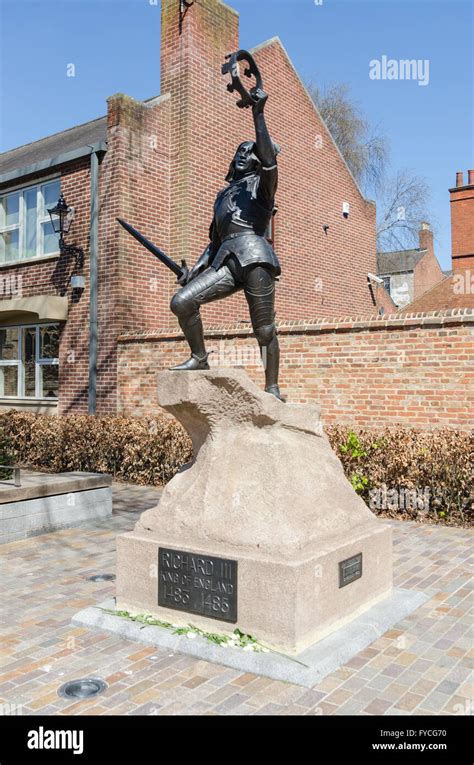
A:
[{"xmin": 225, "ymin": 141, "xmax": 260, "ymax": 183}]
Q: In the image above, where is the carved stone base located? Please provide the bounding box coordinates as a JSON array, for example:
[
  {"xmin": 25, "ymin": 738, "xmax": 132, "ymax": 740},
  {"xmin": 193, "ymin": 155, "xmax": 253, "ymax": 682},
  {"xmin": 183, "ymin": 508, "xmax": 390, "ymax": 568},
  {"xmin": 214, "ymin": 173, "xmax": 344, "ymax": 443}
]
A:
[{"xmin": 116, "ymin": 369, "xmax": 392, "ymax": 654}]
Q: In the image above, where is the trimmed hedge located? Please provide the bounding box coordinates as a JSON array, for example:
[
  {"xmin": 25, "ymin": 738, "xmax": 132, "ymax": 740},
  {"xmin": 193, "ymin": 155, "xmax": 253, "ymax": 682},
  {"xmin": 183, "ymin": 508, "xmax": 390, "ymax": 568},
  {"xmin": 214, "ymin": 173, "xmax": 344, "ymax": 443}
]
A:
[
  {"xmin": 326, "ymin": 426, "xmax": 473, "ymax": 526},
  {"xmin": 1, "ymin": 412, "xmax": 471, "ymax": 525},
  {"xmin": 0, "ymin": 426, "xmax": 13, "ymax": 481},
  {"xmin": 0, "ymin": 411, "xmax": 192, "ymax": 486}
]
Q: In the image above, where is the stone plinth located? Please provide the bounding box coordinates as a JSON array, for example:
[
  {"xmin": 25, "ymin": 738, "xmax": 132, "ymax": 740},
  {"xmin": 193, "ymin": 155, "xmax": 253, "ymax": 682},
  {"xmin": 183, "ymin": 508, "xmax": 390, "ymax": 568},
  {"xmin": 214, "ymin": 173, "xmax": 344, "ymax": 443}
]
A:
[{"xmin": 116, "ymin": 369, "xmax": 392, "ymax": 653}]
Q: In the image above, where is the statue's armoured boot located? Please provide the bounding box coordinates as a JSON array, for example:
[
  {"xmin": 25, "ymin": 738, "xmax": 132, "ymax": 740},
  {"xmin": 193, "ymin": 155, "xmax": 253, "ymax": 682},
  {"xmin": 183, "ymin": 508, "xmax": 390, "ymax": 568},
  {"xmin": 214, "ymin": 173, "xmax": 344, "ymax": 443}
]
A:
[
  {"xmin": 170, "ymin": 352, "xmax": 210, "ymax": 371},
  {"xmin": 265, "ymin": 383, "xmax": 283, "ymax": 400},
  {"xmin": 169, "ymin": 312, "xmax": 211, "ymax": 371},
  {"xmin": 262, "ymin": 334, "xmax": 283, "ymax": 400}
]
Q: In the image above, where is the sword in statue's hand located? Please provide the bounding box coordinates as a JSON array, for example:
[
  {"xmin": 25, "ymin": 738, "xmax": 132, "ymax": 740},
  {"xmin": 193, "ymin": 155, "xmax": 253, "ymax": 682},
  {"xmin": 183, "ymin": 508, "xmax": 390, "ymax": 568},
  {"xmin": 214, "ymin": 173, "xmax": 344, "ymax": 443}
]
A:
[{"xmin": 117, "ymin": 218, "xmax": 189, "ymax": 286}]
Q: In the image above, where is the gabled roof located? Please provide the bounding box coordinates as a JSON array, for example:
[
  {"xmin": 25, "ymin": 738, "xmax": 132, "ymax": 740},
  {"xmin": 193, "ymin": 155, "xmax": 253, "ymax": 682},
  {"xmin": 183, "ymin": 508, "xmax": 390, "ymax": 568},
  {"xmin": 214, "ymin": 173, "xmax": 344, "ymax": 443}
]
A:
[
  {"xmin": 398, "ymin": 274, "xmax": 474, "ymax": 312},
  {"xmin": 377, "ymin": 248, "xmax": 426, "ymax": 275},
  {"xmin": 0, "ymin": 116, "xmax": 107, "ymax": 177},
  {"xmin": 250, "ymin": 36, "xmax": 374, "ymax": 206}
]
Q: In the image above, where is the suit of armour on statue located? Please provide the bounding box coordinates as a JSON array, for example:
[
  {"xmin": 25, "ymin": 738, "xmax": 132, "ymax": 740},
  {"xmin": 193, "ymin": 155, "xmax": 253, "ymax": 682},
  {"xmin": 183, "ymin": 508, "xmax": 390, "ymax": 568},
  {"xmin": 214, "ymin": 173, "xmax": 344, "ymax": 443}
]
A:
[{"xmin": 169, "ymin": 88, "xmax": 282, "ymax": 400}]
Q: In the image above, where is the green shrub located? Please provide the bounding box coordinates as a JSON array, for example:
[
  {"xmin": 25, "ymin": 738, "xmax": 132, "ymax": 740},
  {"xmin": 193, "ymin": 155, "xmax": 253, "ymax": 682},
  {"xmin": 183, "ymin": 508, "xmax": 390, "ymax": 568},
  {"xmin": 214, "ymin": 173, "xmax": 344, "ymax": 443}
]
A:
[{"xmin": 327, "ymin": 426, "xmax": 473, "ymax": 525}]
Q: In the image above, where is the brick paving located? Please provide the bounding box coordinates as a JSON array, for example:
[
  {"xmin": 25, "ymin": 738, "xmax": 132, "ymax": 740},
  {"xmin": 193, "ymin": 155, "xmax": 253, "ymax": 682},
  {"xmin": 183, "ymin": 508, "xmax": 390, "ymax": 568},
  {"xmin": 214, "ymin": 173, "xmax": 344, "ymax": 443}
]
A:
[{"xmin": 0, "ymin": 482, "xmax": 472, "ymax": 716}]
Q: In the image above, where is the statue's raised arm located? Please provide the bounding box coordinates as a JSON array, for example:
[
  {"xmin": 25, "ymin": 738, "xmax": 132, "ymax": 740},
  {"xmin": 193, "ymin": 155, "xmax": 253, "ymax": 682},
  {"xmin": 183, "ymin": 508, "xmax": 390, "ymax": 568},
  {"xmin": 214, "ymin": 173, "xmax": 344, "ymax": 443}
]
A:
[{"xmin": 251, "ymin": 87, "xmax": 278, "ymax": 202}]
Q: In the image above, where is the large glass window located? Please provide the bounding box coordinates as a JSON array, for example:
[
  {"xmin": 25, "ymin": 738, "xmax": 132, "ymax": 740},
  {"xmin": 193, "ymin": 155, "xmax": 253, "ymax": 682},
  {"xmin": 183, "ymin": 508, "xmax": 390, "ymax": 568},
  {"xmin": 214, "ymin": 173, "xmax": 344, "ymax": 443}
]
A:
[
  {"xmin": 0, "ymin": 324, "xmax": 59, "ymax": 399},
  {"xmin": 0, "ymin": 180, "xmax": 60, "ymax": 264},
  {"xmin": 0, "ymin": 327, "xmax": 19, "ymax": 396}
]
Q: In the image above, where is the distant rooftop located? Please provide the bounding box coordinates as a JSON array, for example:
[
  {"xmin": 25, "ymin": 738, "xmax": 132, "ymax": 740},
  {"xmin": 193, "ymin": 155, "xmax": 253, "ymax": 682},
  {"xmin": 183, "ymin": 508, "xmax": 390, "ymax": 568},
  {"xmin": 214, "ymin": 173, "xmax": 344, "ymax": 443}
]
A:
[
  {"xmin": 377, "ymin": 248, "xmax": 426, "ymax": 275},
  {"xmin": 398, "ymin": 274, "xmax": 474, "ymax": 312},
  {"xmin": 0, "ymin": 116, "xmax": 107, "ymax": 177}
]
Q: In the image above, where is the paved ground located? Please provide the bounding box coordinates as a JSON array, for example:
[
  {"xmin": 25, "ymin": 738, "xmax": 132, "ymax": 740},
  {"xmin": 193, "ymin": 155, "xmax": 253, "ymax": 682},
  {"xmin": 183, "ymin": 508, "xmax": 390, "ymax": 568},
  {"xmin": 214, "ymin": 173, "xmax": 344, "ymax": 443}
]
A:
[{"xmin": 0, "ymin": 482, "xmax": 472, "ymax": 716}]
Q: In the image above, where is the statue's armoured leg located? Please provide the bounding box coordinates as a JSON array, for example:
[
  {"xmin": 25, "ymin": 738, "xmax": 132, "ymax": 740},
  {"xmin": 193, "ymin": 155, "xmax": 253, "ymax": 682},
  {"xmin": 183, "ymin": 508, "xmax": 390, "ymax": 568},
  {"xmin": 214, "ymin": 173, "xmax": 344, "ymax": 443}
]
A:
[
  {"xmin": 243, "ymin": 265, "xmax": 281, "ymax": 399},
  {"xmin": 170, "ymin": 266, "xmax": 239, "ymax": 370}
]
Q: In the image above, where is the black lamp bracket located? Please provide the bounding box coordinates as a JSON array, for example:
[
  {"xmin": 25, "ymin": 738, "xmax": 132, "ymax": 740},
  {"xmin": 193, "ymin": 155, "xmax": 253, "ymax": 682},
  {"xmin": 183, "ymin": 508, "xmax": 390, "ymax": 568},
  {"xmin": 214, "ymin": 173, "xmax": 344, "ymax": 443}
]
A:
[{"xmin": 59, "ymin": 239, "xmax": 84, "ymax": 271}]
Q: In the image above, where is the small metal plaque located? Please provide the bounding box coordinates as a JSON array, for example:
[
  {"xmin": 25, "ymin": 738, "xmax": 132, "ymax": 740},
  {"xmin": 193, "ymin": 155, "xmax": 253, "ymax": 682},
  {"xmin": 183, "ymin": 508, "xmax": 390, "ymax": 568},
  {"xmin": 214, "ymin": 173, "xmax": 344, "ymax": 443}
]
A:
[
  {"xmin": 339, "ymin": 552, "xmax": 363, "ymax": 588},
  {"xmin": 158, "ymin": 548, "xmax": 238, "ymax": 623}
]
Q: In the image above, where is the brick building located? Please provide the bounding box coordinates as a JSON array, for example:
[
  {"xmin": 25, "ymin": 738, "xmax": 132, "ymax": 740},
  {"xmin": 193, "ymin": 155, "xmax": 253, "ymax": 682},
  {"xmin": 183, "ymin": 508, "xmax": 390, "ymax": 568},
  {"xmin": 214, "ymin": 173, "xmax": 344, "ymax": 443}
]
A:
[
  {"xmin": 376, "ymin": 222, "xmax": 444, "ymax": 309},
  {"xmin": 399, "ymin": 170, "xmax": 474, "ymax": 313},
  {"xmin": 0, "ymin": 0, "xmax": 380, "ymax": 415},
  {"xmin": 117, "ymin": 167, "xmax": 473, "ymax": 428}
]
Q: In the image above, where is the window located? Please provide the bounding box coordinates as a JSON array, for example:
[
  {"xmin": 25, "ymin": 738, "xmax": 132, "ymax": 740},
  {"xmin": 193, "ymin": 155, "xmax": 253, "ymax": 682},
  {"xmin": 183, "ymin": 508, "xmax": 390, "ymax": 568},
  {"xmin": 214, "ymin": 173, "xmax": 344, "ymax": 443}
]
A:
[
  {"xmin": 0, "ymin": 180, "xmax": 61, "ymax": 264},
  {"xmin": 382, "ymin": 276, "xmax": 391, "ymax": 293},
  {"xmin": 0, "ymin": 324, "xmax": 59, "ymax": 398}
]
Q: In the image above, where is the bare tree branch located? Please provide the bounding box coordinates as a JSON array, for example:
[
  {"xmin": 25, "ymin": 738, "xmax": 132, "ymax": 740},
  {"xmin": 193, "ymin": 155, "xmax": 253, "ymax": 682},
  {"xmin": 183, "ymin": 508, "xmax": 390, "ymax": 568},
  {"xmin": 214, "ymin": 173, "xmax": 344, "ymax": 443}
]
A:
[
  {"xmin": 308, "ymin": 82, "xmax": 388, "ymax": 192},
  {"xmin": 376, "ymin": 170, "xmax": 431, "ymax": 251},
  {"xmin": 307, "ymin": 81, "xmax": 432, "ymax": 251}
]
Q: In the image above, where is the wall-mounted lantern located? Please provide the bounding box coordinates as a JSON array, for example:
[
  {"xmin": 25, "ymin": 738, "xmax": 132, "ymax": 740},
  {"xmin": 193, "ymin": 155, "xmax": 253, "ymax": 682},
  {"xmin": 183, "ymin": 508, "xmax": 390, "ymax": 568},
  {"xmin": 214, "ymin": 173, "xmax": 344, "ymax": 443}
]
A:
[{"xmin": 48, "ymin": 194, "xmax": 84, "ymax": 271}]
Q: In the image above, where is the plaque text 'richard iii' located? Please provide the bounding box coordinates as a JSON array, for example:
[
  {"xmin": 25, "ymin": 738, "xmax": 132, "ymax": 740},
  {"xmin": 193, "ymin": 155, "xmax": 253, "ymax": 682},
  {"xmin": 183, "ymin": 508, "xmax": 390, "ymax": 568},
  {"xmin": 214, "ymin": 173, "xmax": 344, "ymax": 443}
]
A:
[{"xmin": 158, "ymin": 548, "xmax": 238, "ymax": 623}]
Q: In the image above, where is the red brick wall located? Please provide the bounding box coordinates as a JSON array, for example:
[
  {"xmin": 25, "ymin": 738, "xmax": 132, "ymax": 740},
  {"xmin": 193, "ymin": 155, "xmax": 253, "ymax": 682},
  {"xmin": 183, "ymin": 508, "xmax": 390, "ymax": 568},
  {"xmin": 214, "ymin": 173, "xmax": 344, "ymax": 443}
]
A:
[
  {"xmin": 414, "ymin": 227, "xmax": 443, "ymax": 300},
  {"xmin": 159, "ymin": 0, "xmax": 377, "ymax": 329},
  {"xmin": 414, "ymin": 251, "xmax": 444, "ymax": 301},
  {"xmin": 400, "ymin": 275, "xmax": 474, "ymax": 312},
  {"xmin": 371, "ymin": 282, "xmax": 396, "ymax": 314},
  {"xmin": 117, "ymin": 308, "xmax": 474, "ymax": 431},
  {"xmin": 94, "ymin": 93, "xmax": 172, "ymax": 413},
  {"xmin": 450, "ymin": 174, "xmax": 474, "ymax": 275},
  {"xmin": 59, "ymin": 160, "xmax": 92, "ymax": 413}
]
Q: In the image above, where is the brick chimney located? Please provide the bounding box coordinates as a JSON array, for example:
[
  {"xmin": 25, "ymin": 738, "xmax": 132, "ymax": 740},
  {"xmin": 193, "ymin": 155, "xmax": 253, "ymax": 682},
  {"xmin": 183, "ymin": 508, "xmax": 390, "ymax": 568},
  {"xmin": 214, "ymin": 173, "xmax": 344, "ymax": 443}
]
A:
[
  {"xmin": 160, "ymin": 0, "xmax": 242, "ymax": 263},
  {"xmin": 418, "ymin": 220, "xmax": 433, "ymax": 255},
  {"xmin": 449, "ymin": 169, "xmax": 474, "ymax": 274}
]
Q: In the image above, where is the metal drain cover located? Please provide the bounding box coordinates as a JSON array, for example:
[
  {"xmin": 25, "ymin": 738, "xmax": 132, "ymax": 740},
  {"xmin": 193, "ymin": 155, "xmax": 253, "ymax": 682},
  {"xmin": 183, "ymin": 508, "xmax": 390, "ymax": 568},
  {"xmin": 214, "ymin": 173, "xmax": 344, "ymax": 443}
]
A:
[
  {"xmin": 58, "ymin": 678, "xmax": 107, "ymax": 699},
  {"xmin": 88, "ymin": 573, "xmax": 115, "ymax": 582}
]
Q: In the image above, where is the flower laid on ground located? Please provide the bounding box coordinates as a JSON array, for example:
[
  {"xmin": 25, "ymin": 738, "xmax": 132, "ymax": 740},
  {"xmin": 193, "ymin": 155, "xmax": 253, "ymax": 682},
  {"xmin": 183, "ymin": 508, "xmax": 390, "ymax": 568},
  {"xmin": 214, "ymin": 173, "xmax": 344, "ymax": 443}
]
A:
[{"xmin": 98, "ymin": 608, "xmax": 305, "ymax": 664}]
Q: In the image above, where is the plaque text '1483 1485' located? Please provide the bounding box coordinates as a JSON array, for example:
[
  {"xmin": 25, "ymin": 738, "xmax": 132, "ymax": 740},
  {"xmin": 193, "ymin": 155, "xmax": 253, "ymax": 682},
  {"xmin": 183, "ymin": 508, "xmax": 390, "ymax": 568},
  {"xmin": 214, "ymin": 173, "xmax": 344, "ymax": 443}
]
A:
[{"xmin": 158, "ymin": 548, "xmax": 238, "ymax": 623}]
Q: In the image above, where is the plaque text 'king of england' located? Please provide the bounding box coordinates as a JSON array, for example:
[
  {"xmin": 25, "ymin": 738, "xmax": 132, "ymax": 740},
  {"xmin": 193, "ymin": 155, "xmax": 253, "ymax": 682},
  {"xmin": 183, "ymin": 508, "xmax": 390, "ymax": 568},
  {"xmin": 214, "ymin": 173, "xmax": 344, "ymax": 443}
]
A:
[{"xmin": 158, "ymin": 548, "xmax": 238, "ymax": 623}]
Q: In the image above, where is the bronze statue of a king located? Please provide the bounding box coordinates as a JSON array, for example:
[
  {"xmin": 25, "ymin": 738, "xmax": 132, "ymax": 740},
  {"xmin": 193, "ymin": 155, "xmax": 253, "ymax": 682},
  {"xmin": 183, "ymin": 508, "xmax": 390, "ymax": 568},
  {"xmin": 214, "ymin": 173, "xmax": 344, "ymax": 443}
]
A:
[{"xmin": 118, "ymin": 50, "xmax": 282, "ymax": 399}]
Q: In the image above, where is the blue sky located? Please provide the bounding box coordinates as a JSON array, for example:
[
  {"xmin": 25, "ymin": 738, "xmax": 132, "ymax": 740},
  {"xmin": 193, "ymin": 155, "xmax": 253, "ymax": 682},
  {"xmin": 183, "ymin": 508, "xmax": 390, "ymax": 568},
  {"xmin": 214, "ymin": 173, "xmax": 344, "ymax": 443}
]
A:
[{"xmin": 1, "ymin": 0, "xmax": 473, "ymax": 268}]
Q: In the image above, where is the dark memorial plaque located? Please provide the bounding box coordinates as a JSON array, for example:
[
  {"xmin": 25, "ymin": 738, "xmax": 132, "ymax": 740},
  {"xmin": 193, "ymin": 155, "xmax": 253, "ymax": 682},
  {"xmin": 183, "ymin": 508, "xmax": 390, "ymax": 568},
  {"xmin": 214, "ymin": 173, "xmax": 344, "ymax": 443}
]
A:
[
  {"xmin": 339, "ymin": 552, "xmax": 363, "ymax": 588},
  {"xmin": 158, "ymin": 548, "xmax": 238, "ymax": 623}
]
